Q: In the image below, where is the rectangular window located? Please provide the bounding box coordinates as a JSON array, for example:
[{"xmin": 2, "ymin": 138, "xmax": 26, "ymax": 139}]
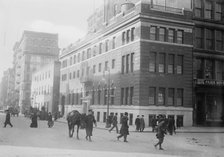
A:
[
  {"xmin": 86, "ymin": 66, "xmax": 90, "ymax": 76},
  {"xmin": 99, "ymin": 43, "xmax": 103, "ymax": 54},
  {"xmin": 126, "ymin": 54, "xmax": 130, "ymax": 73},
  {"xmin": 150, "ymin": 26, "xmax": 156, "ymax": 40},
  {"xmin": 112, "ymin": 59, "xmax": 115, "ymax": 69},
  {"xmin": 73, "ymin": 71, "xmax": 76, "ymax": 79},
  {"xmin": 110, "ymin": 88, "xmax": 115, "ymax": 105},
  {"xmin": 78, "ymin": 53, "xmax": 80, "ymax": 62},
  {"xmin": 122, "ymin": 56, "xmax": 125, "ymax": 74},
  {"xmin": 97, "ymin": 112, "xmax": 100, "ymax": 122},
  {"xmin": 177, "ymin": 30, "xmax": 183, "ymax": 44},
  {"xmin": 149, "ymin": 87, "xmax": 156, "ymax": 105},
  {"xmin": 122, "ymin": 32, "xmax": 126, "ymax": 45},
  {"xmin": 168, "ymin": 88, "xmax": 174, "ymax": 106},
  {"xmin": 168, "ymin": 54, "xmax": 174, "ymax": 74},
  {"xmin": 196, "ymin": 58, "xmax": 203, "ymax": 79},
  {"xmin": 87, "ymin": 48, "xmax": 91, "ymax": 59},
  {"xmin": 93, "ymin": 46, "xmax": 97, "ymax": 56},
  {"xmin": 216, "ymin": 61, "xmax": 223, "ymax": 80},
  {"xmin": 112, "ymin": 37, "xmax": 116, "ymax": 49},
  {"xmin": 177, "ymin": 55, "xmax": 183, "ymax": 74},
  {"xmin": 73, "ymin": 55, "xmax": 76, "ymax": 64},
  {"xmin": 130, "ymin": 87, "xmax": 134, "ymax": 105},
  {"xmin": 121, "ymin": 88, "xmax": 125, "ymax": 105},
  {"xmin": 126, "ymin": 30, "xmax": 130, "ymax": 43},
  {"xmin": 98, "ymin": 89, "xmax": 101, "ymax": 104},
  {"xmin": 205, "ymin": 59, "xmax": 214, "ymax": 79},
  {"xmin": 70, "ymin": 57, "xmax": 73, "ymax": 65},
  {"xmin": 82, "ymin": 51, "xmax": 85, "ymax": 61},
  {"xmin": 125, "ymin": 87, "xmax": 129, "ymax": 105},
  {"xmin": 131, "ymin": 53, "xmax": 134, "ymax": 72},
  {"xmin": 158, "ymin": 88, "xmax": 165, "ymax": 105},
  {"xmin": 72, "ymin": 93, "xmax": 75, "ymax": 105},
  {"xmin": 93, "ymin": 65, "xmax": 96, "ymax": 74},
  {"xmin": 99, "ymin": 63, "xmax": 102, "ymax": 72},
  {"xmin": 177, "ymin": 89, "xmax": 183, "ymax": 106},
  {"xmin": 195, "ymin": 0, "xmax": 202, "ymax": 17},
  {"xmin": 105, "ymin": 61, "xmax": 108, "ymax": 71},
  {"xmin": 159, "ymin": 27, "xmax": 166, "ymax": 42},
  {"xmin": 216, "ymin": 30, "xmax": 223, "ymax": 51},
  {"xmin": 195, "ymin": 27, "xmax": 203, "ymax": 48},
  {"xmin": 215, "ymin": 3, "xmax": 222, "ymax": 21},
  {"xmin": 168, "ymin": 29, "xmax": 174, "ymax": 43},
  {"xmin": 104, "ymin": 89, "xmax": 107, "ymax": 105},
  {"xmin": 159, "ymin": 53, "xmax": 165, "ymax": 73},
  {"xmin": 205, "ymin": 0, "xmax": 212, "ymax": 19},
  {"xmin": 206, "ymin": 29, "xmax": 213, "ymax": 50},
  {"xmin": 149, "ymin": 52, "xmax": 156, "ymax": 72},
  {"xmin": 105, "ymin": 40, "xmax": 109, "ymax": 52},
  {"xmin": 131, "ymin": 27, "xmax": 135, "ymax": 41}
]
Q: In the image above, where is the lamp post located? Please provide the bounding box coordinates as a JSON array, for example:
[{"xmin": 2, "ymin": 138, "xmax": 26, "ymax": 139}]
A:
[{"xmin": 104, "ymin": 67, "xmax": 111, "ymax": 128}]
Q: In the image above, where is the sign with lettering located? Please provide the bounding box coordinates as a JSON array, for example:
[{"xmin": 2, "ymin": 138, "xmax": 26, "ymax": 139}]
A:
[{"xmin": 194, "ymin": 79, "xmax": 224, "ymax": 86}]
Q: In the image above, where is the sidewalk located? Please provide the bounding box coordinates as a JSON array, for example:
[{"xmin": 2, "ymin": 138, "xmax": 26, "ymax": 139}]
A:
[{"xmin": 56, "ymin": 117, "xmax": 224, "ymax": 133}]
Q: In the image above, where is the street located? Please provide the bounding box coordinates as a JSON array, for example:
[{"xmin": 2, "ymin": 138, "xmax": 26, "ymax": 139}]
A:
[{"xmin": 0, "ymin": 114, "xmax": 223, "ymax": 157}]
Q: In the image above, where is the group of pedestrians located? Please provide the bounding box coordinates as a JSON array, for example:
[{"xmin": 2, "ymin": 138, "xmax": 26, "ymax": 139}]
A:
[{"xmin": 135, "ymin": 115, "xmax": 145, "ymax": 132}]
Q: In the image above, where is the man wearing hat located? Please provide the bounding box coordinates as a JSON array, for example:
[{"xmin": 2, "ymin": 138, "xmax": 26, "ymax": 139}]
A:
[
  {"xmin": 117, "ymin": 112, "xmax": 129, "ymax": 142},
  {"xmin": 85, "ymin": 109, "xmax": 97, "ymax": 141},
  {"xmin": 4, "ymin": 110, "xmax": 13, "ymax": 128}
]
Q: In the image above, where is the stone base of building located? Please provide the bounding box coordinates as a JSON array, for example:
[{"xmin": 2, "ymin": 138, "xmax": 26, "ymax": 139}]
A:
[{"xmin": 61, "ymin": 105, "xmax": 193, "ymax": 127}]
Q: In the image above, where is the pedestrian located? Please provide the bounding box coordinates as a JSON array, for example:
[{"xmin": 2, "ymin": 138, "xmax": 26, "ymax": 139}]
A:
[
  {"xmin": 151, "ymin": 117, "xmax": 157, "ymax": 132},
  {"xmin": 117, "ymin": 112, "xmax": 129, "ymax": 142},
  {"xmin": 47, "ymin": 112, "xmax": 54, "ymax": 128},
  {"xmin": 30, "ymin": 112, "xmax": 38, "ymax": 128},
  {"xmin": 4, "ymin": 110, "xmax": 13, "ymax": 128},
  {"xmin": 135, "ymin": 115, "xmax": 140, "ymax": 131},
  {"xmin": 154, "ymin": 120, "xmax": 167, "ymax": 150},
  {"xmin": 109, "ymin": 113, "xmax": 118, "ymax": 133},
  {"xmin": 140, "ymin": 115, "xmax": 145, "ymax": 132},
  {"xmin": 85, "ymin": 109, "xmax": 97, "ymax": 142}
]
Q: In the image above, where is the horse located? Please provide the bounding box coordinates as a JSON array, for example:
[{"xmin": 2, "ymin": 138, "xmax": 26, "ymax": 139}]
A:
[{"xmin": 66, "ymin": 110, "xmax": 86, "ymax": 139}]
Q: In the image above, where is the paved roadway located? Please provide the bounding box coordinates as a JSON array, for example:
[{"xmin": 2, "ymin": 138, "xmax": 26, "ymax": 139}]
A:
[{"xmin": 0, "ymin": 115, "xmax": 223, "ymax": 157}]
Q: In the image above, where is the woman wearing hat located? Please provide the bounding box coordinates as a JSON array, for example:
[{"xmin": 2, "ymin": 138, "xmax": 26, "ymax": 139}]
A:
[{"xmin": 117, "ymin": 112, "xmax": 129, "ymax": 142}]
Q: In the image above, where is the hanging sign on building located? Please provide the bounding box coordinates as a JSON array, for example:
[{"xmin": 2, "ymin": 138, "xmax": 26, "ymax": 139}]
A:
[{"xmin": 194, "ymin": 79, "xmax": 224, "ymax": 86}]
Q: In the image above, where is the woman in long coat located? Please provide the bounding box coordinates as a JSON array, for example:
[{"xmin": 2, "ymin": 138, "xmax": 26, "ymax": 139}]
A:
[
  {"xmin": 85, "ymin": 110, "xmax": 97, "ymax": 141},
  {"xmin": 117, "ymin": 112, "xmax": 129, "ymax": 142},
  {"xmin": 30, "ymin": 112, "xmax": 38, "ymax": 128}
]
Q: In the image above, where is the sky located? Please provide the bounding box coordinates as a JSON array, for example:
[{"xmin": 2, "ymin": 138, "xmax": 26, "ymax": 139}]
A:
[{"xmin": 0, "ymin": 0, "xmax": 103, "ymax": 78}]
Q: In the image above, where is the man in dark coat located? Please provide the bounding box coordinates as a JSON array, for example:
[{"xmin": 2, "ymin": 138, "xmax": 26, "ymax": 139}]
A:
[
  {"xmin": 135, "ymin": 115, "xmax": 140, "ymax": 131},
  {"xmin": 140, "ymin": 115, "xmax": 145, "ymax": 132},
  {"xmin": 30, "ymin": 112, "xmax": 38, "ymax": 128},
  {"xmin": 117, "ymin": 112, "xmax": 129, "ymax": 142},
  {"xmin": 85, "ymin": 110, "xmax": 97, "ymax": 141},
  {"xmin": 4, "ymin": 110, "xmax": 13, "ymax": 127},
  {"xmin": 154, "ymin": 120, "xmax": 166, "ymax": 150},
  {"xmin": 109, "ymin": 113, "xmax": 118, "ymax": 133}
]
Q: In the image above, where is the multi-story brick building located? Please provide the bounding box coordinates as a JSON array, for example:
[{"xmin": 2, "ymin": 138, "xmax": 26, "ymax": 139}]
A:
[
  {"xmin": 13, "ymin": 31, "xmax": 59, "ymax": 113},
  {"xmin": 59, "ymin": 0, "xmax": 194, "ymax": 126},
  {"xmin": 193, "ymin": 0, "xmax": 224, "ymax": 126},
  {"xmin": 31, "ymin": 61, "xmax": 60, "ymax": 114}
]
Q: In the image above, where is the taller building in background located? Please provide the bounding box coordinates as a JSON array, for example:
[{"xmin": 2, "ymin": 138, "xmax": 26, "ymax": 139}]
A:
[
  {"xmin": 13, "ymin": 31, "xmax": 59, "ymax": 113},
  {"xmin": 59, "ymin": 0, "xmax": 194, "ymax": 126},
  {"xmin": 193, "ymin": 0, "xmax": 224, "ymax": 126}
]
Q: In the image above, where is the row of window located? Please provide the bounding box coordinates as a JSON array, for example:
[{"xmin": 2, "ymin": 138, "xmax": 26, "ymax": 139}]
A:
[
  {"xmin": 196, "ymin": 58, "xmax": 224, "ymax": 80},
  {"xmin": 66, "ymin": 87, "xmax": 115, "ymax": 105},
  {"xmin": 149, "ymin": 26, "xmax": 184, "ymax": 44},
  {"xmin": 194, "ymin": 0, "xmax": 223, "ymax": 21},
  {"xmin": 149, "ymin": 87, "xmax": 184, "ymax": 106},
  {"xmin": 122, "ymin": 27, "xmax": 135, "ymax": 45},
  {"xmin": 149, "ymin": 52, "xmax": 183, "ymax": 74},
  {"xmin": 61, "ymin": 59, "xmax": 116, "ymax": 81},
  {"xmin": 32, "ymin": 85, "xmax": 51, "ymax": 96},
  {"xmin": 121, "ymin": 53, "xmax": 134, "ymax": 74},
  {"xmin": 61, "ymin": 27, "xmax": 136, "ymax": 69},
  {"xmin": 121, "ymin": 87, "xmax": 134, "ymax": 105},
  {"xmin": 195, "ymin": 27, "xmax": 224, "ymax": 51},
  {"xmin": 33, "ymin": 71, "xmax": 51, "ymax": 82}
]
